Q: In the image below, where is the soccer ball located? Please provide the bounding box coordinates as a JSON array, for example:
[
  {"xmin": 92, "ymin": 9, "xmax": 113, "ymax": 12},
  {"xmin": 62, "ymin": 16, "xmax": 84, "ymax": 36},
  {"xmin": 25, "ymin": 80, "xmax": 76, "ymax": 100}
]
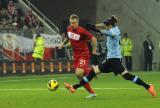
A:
[{"xmin": 47, "ymin": 79, "xmax": 59, "ymax": 91}]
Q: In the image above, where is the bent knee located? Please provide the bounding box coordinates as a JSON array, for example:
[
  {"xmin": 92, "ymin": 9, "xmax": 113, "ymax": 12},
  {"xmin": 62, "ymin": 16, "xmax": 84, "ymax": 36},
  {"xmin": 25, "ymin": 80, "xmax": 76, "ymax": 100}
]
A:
[
  {"xmin": 75, "ymin": 68, "xmax": 84, "ymax": 77},
  {"xmin": 93, "ymin": 65, "xmax": 100, "ymax": 74}
]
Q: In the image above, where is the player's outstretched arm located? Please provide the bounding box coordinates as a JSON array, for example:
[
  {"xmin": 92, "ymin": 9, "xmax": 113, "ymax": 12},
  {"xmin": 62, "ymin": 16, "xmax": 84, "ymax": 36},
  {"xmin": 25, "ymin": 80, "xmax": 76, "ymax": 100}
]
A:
[
  {"xmin": 95, "ymin": 23, "xmax": 106, "ymax": 29},
  {"xmin": 58, "ymin": 37, "xmax": 69, "ymax": 49},
  {"xmin": 64, "ymin": 41, "xmax": 71, "ymax": 47},
  {"xmin": 91, "ymin": 37, "xmax": 98, "ymax": 55}
]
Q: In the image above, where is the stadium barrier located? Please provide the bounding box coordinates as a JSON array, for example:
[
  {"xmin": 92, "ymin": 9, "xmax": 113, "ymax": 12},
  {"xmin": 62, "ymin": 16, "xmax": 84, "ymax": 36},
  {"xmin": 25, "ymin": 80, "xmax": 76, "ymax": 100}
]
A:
[{"xmin": 0, "ymin": 60, "xmax": 74, "ymax": 76}]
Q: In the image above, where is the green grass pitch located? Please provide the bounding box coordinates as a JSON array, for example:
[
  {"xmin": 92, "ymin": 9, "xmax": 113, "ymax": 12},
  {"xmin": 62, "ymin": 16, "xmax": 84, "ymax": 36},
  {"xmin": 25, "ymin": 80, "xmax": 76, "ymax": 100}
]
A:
[{"xmin": 0, "ymin": 72, "xmax": 160, "ymax": 108}]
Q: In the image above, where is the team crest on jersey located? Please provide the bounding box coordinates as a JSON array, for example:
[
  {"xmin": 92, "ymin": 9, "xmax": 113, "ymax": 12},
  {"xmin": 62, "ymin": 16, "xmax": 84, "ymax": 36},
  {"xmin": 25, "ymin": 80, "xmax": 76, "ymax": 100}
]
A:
[{"xmin": 68, "ymin": 32, "xmax": 80, "ymax": 40}]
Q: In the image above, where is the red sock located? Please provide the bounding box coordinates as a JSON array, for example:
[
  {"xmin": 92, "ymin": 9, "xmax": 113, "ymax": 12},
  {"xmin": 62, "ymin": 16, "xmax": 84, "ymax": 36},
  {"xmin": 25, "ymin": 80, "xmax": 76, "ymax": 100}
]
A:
[
  {"xmin": 83, "ymin": 67, "xmax": 95, "ymax": 94},
  {"xmin": 83, "ymin": 83, "xmax": 95, "ymax": 94}
]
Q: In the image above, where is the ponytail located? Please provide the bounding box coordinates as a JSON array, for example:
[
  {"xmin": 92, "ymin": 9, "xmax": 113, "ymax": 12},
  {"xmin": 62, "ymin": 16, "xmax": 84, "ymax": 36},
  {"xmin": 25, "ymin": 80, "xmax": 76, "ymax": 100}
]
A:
[{"xmin": 110, "ymin": 15, "xmax": 118, "ymax": 26}]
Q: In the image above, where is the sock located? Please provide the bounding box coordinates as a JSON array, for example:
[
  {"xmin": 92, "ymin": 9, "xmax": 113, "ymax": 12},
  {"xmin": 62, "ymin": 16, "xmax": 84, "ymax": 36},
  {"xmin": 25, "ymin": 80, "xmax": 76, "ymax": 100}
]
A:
[
  {"xmin": 134, "ymin": 78, "xmax": 150, "ymax": 89},
  {"xmin": 73, "ymin": 83, "xmax": 82, "ymax": 89},
  {"xmin": 123, "ymin": 73, "xmax": 150, "ymax": 89},
  {"xmin": 73, "ymin": 69, "xmax": 96, "ymax": 89},
  {"xmin": 83, "ymin": 83, "xmax": 95, "ymax": 93},
  {"xmin": 83, "ymin": 69, "xmax": 96, "ymax": 82},
  {"xmin": 83, "ymin": 67, "xmax": 95, "ymax": 93}
]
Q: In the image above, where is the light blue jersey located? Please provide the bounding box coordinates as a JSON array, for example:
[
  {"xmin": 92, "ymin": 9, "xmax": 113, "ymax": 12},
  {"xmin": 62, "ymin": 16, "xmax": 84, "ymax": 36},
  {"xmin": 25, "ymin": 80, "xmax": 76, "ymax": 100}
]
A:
[{"xmin": 100, "ymin": 26, "xmax": 122, "ymax": 59}]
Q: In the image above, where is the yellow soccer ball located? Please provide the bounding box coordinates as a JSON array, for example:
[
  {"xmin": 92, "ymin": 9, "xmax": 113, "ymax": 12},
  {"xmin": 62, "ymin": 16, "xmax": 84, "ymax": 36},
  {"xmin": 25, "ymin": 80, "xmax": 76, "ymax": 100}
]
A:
[{"xmin": 47, "ymin": 80, "xmax": 59, "ymax": 91}]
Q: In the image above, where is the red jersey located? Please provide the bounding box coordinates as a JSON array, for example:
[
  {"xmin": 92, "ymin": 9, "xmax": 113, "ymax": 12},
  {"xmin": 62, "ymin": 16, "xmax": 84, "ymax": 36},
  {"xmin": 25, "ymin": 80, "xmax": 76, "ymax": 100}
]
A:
[{"xmin": 67, "ymin": 26, "xmax": 93, "ymax": 57}]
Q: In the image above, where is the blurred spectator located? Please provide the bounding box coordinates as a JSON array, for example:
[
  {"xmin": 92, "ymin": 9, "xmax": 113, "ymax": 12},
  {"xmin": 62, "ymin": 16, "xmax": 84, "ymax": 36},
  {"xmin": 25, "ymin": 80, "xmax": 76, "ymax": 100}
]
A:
[
  {"xmin": 143, "ymin": 34, "xmax": 154, "ymax": 71},
  {"xmin": 121, "ymin": 33, "xmax": 133, "ymax": 71},
  {"xmin": 24, "ymin": 10, "xmax": 35, "ymax": 28},
  {"xmin": 7, "ymin": 0, "xmax": 16, "ymax": 17},
  {"xmin": 0, "ymin": 0, "xmax": 44, "ymax": 36},
  {"xmin": 33, "ymin": 17, "xmax": 44, "ymax": 33}
]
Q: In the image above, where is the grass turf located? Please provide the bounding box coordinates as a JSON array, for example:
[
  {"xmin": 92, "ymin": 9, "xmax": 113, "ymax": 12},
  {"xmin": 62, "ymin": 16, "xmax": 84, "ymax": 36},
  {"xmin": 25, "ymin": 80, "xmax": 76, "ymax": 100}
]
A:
[{"xmin": 0, "ymin": 71, "xmax": 160, "ymax": 108}]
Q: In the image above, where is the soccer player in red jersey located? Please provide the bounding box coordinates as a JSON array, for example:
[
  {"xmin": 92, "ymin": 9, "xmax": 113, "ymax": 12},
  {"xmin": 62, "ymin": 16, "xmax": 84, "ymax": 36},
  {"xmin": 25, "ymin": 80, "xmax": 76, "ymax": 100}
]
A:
[{"xmin": 59, "ymin": 14, "xmax": 98, "ymax": 98}]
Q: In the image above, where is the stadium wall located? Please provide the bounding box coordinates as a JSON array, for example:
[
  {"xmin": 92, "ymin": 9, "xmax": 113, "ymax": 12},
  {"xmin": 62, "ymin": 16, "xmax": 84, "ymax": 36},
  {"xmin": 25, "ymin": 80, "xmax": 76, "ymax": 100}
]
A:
[{"xmin": 96, "ymin": 0, "xmax": 160, "ymax": 70}]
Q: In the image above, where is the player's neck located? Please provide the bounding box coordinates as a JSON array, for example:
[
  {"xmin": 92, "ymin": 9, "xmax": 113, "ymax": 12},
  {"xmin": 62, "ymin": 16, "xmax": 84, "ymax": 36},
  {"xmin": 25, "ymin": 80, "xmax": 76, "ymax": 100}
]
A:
[{"xmin": 72, "ymin": 26, "xmax": 79, "ymax": 31}]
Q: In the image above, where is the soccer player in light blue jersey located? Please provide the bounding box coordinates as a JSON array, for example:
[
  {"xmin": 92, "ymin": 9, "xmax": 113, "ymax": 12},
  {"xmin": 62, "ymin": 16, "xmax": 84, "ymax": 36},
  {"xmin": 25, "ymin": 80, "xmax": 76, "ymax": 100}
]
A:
[{"xmin": 65, "ymin": 15, "xmax": 156, "ymax": 97}]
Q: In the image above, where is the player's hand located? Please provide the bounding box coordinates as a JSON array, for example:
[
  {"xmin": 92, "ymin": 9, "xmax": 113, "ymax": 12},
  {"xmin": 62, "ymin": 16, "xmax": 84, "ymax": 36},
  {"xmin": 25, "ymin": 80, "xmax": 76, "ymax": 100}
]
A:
[
  {"xmin": 58, "ymin": 43, "xmax": 64, "ymax": 49},
  {"xmin": 92, "ymin": 51, "xmax": 100, "ymax": 56}
]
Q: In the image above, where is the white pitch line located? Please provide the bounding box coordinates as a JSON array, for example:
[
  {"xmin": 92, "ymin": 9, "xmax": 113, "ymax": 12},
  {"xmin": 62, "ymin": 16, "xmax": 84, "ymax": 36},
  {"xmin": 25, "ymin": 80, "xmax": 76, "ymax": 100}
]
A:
[
  {"xmin": 0, "ymin": 76, "xmax": 75, "ymax": 83},
  {"xmin": 0, "ymin": 87, "xmax": 141, "ymax": 91}
]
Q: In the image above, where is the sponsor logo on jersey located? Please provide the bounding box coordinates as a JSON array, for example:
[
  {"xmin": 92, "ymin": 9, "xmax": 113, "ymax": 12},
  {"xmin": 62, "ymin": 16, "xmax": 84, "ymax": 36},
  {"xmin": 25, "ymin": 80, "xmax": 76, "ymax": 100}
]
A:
[{"xmin": 68, "ymin": 32, "xmax": 80, "ymax": 40}]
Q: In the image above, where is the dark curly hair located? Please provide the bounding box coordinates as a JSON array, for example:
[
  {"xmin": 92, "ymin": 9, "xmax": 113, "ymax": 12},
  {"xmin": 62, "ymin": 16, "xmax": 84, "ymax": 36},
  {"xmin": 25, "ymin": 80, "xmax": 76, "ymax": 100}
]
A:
[{"xmin": 104, "ymin": 15, "xmax": 118, "ymax": 26}]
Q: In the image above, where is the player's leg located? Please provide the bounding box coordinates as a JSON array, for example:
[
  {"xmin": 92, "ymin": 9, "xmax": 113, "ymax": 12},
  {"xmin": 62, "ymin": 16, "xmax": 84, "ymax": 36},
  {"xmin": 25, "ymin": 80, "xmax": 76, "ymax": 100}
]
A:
[
  {"xmin": 111, "ymin": 59, "xmax": 156, "ymax": 97},
  {"xmin": 75, "ymin": 68, "xmax": 94, "ymax": 93},
  {"xmin": 83, "ymin": 67, "xmax": 97, "ymax": 98},
  {"xmin": 66, "ymin": 58, "xmax": 82, "ymax": 92},
  {"xmin": 65, "ymin": 60, "xmax": 110, "ymax": 91},
  {"xmin": 75, "ymin": 57, "xmax": 96, "ymax": 96},
  {"xmin": 65, "ymin": 66, "xmax": 100, "ymax": 92},
  {"xmin": 75, "ymin": 68, "xmax": 84, "ymax": 79},
  {"xmin": 121, "ymin": 71, "xmax": 156, "ymax": 96}
]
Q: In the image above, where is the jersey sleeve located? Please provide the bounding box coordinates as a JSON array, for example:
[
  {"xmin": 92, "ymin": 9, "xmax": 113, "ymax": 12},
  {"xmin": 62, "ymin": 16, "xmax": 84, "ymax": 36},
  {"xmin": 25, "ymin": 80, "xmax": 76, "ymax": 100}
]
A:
[
  {"xmin": 82, "ymin": 28, "xmax": 93, "ymax": 40},
  {"xmin": 100, "ymin": 29, "xmax": 115, "ymax": 36},
  {"xmin": 100, "ymin": 27, "xmax": 120, "ymax": 36}
]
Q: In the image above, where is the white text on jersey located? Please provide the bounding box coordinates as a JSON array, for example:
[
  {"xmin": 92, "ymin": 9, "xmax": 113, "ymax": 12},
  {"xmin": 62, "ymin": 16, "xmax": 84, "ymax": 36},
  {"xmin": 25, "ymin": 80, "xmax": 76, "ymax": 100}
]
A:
[{"xmin": 68, "ymin": 32, "xmax": 80, "ymax": 40}]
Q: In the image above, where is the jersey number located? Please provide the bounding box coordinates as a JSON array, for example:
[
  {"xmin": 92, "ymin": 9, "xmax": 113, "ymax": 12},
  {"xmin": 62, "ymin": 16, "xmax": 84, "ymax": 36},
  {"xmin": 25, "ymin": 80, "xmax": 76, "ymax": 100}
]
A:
[{"xmin": 79, "ymin": 59, "xmax": 86, "ymax": 65}]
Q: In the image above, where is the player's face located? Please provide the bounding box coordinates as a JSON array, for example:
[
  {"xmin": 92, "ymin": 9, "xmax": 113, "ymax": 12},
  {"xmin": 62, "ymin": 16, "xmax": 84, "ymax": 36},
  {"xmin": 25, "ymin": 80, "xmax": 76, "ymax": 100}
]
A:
[
  {"xmin": 106, "ymin": 25, "xmax": 112, "ymax": 30},
  {"xmin": 70, "ymin": 19, "xmax": 79, "ymax": 29}
]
